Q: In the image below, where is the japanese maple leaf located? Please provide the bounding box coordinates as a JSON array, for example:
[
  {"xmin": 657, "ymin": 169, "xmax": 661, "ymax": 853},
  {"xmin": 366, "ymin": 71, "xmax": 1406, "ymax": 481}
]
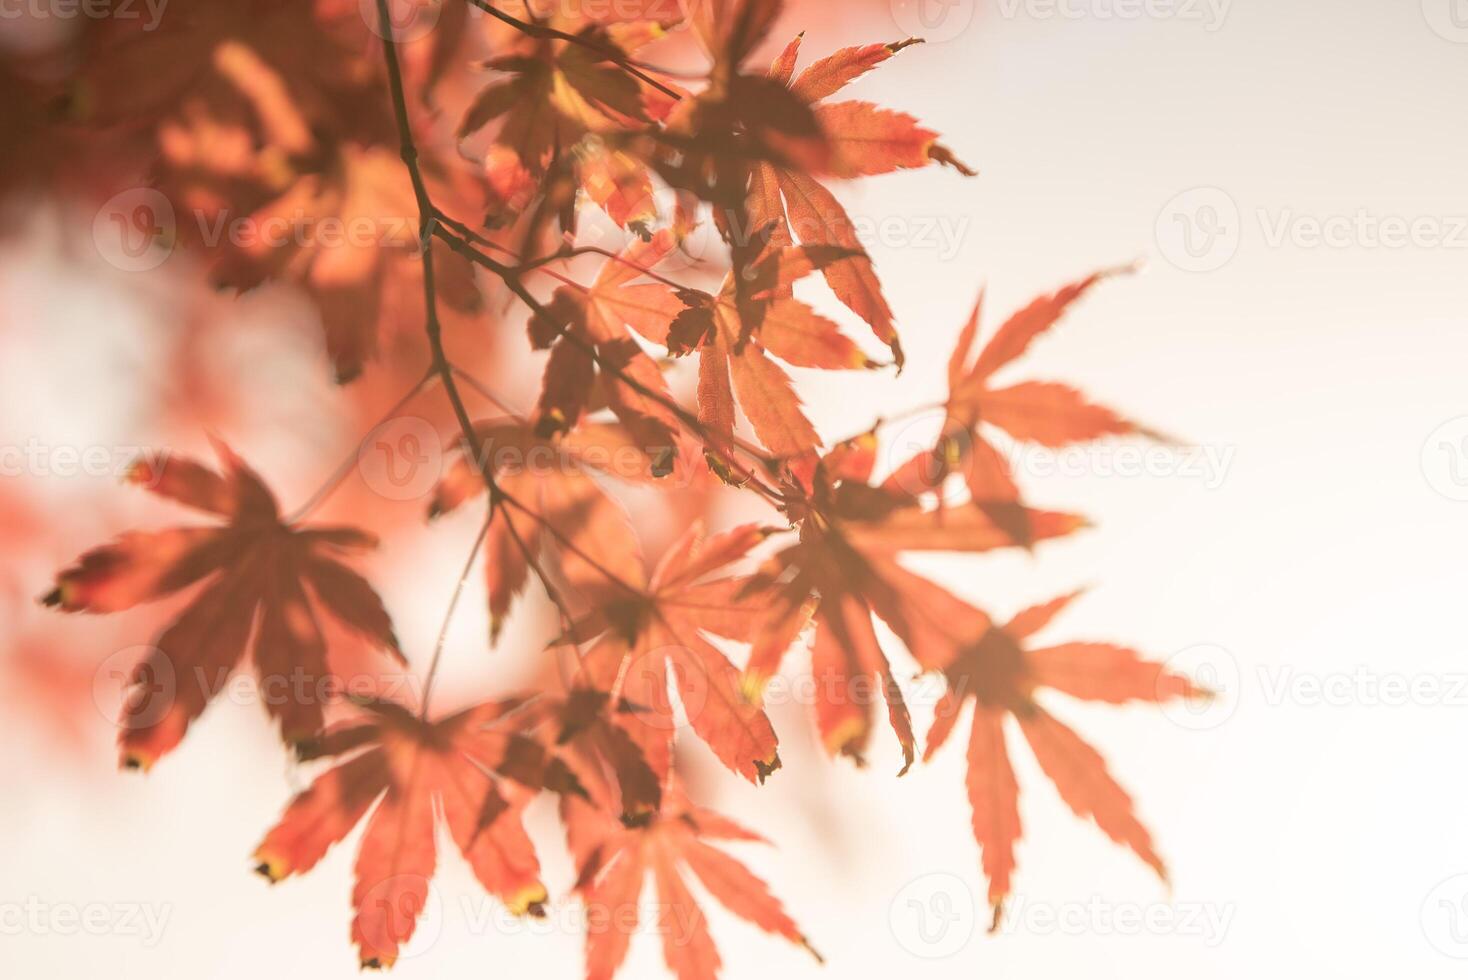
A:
[
  {"xmin": 427, "ymin": 416, "xmax": 657, "ymax": 640},
  {"xmin": 670, "ymin": 243, "xmax": 873, "ymax": 462},
  {"xmin": 533, "ymin": 230, "xmax": 689, "ymax": 465},
  {"xmin": 80, "ymin": 0, "xmax": 476, "ymax": 384},
  {"xmin": 74, "ymin": 0, "xmax": 379, "ymax": 135},
  {"xmin": 740, "ymin": 436, "xmax": 1086, "ymax": 773},
  {"xmin": 562, "ymin": 779, "xmax": 819, "ymax": 980},
  {"xmin": 565, "ymin": 522, "xmax": 781, "ymax": 785},
  {"xmin": 917, "ymin": 591, "xmax": 1200, "ymax": 929},
  {"xmin": 884, "ymin": 269, "xmax": 1158, "ymax": 540},
  {"xmin": 162, "ymin": 74, "xmax": 484, "ymax": 383},
  {"xmin": 458, "ymin": 15, "xmax": 675, "ymax": 226},
  {"xmin": 645, "ymin": 0, "xmax": 830, "ymax": 219},
  {"xmin": 42, "ymin": 443, "xmax": 403, "ymax": 770},
  {"xmin": 254, "ymin": 697, "xmax": 585, "ymax": 969},
  {"xmin": 750, "ymin": 35, "xmax": 976, "ymax": 367}
]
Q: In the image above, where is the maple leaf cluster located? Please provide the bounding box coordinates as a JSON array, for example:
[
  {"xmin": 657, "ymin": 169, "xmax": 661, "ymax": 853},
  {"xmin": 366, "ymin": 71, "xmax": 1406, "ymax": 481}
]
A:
[{"xmin": 18, "ymin": 0, "xmax": 1204, "ymax": 975}]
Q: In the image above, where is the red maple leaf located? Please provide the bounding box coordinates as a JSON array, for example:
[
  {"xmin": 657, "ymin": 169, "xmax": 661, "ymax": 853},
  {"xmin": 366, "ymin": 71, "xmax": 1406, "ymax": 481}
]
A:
[
  {"xmin": 254, "ymin": 697, "xmax": 585, "ymax": 969},
  {"xmin": 918, "ymin": 590, "xmax": 1200, "ymax": 928},
  {"xmin": 563, "ymin": 778, "xmax": 819, "ymax": 980},
  {"xmin": 43, "ymin": 443, "xmax": 403, "ymax": 770},
  {"xmin": 741, "ymin": 435, "xmax": 1086, "ymax": 772},
  {"xmin": 884, "ymin": 269, "xmax": 1160, "ymax": 531},
  {"xmin": 751, "ymin": 34, "xmax": 975, "ymax": 366}
]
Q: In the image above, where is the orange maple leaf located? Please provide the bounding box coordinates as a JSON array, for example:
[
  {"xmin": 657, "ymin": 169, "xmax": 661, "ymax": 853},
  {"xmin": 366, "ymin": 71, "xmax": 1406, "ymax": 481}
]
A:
[
  {"xmin": 254, "ymin": 697, "xmax": 584, "ymax": 969},
  {"xmin": 563, "ymin": 778, "xmax": 819, "ymax": 980},
  {"xmin": 918, "ymin": 590, "xmax": 1200, "ymax": 929},
  {"xmin": 43, "ymin": 443, "xmax": 403, "ymax": 770}
]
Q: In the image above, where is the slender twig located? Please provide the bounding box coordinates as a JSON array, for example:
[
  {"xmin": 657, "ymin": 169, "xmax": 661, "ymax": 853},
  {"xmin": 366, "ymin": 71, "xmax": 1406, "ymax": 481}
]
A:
[
  {"xmin": 285, "ymin": 366, "xmax": 438, "ymax": 524},
  {"xmin": 374, "ymin": 0, "xmax": 646, "ymax": 686},
  {"xmin": 420, "ymin": 512, "xmax": 492, "ymax": 718},
  {"xmin": 431, "ymin": 223, "xmax": 788, "ymax": 500},
  {"xmin": 464, "ymin": 0, "xmax": 683, "ymax": 100}
]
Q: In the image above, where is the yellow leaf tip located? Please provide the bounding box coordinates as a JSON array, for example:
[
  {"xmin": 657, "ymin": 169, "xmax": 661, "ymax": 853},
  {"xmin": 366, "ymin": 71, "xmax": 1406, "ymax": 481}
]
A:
[{"xmin": 507, "ymin": 883, "xmax": 549, "ymax": 918}]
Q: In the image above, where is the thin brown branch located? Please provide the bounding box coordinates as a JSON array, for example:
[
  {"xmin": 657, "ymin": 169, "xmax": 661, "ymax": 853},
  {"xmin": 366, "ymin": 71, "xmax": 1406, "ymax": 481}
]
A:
[{"xmin": 464, "ymin": 0, "xmax": 683, "ymax": 100}]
